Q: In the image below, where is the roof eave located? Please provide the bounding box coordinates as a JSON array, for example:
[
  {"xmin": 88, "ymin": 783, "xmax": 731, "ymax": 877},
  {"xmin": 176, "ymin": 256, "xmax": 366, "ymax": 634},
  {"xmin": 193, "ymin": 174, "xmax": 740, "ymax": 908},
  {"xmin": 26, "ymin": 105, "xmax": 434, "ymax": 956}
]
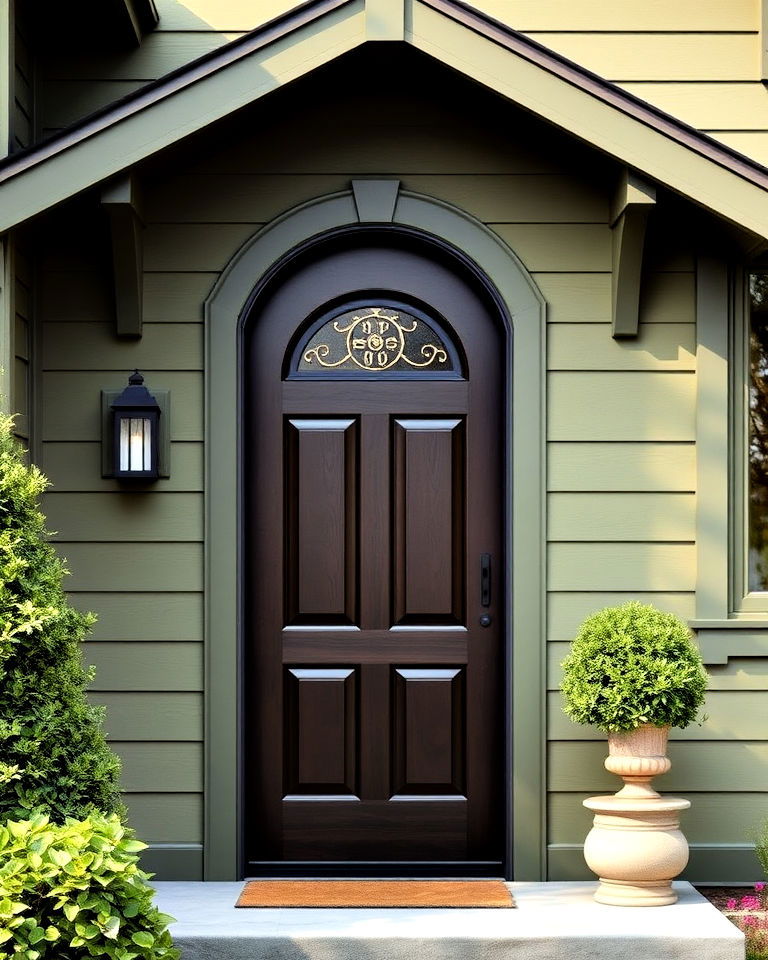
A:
[{"xmin": 1, "ymin": 0, "xmax": 767, "ymax": 240}]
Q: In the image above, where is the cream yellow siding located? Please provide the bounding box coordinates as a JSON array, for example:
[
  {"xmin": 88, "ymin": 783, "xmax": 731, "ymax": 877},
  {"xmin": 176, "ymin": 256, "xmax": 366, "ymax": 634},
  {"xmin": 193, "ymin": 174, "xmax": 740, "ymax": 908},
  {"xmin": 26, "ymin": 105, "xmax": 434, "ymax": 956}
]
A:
[{"xmin": 25, "ymin": 0, "xmax": 768, "ymax": 167}]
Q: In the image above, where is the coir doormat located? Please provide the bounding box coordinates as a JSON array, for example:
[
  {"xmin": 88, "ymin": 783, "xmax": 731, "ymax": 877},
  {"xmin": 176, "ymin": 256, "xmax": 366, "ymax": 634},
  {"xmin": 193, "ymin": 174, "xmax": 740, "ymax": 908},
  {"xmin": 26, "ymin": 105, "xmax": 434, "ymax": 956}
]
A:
[{"xmin": 236, "ymin": 879, "xmax": 515, "ymax": 908}]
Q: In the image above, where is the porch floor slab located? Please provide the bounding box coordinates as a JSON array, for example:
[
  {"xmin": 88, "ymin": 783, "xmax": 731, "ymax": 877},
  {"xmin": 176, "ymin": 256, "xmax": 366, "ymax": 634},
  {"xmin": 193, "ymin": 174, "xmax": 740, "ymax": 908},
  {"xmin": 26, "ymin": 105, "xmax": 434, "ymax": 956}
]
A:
[{"xmin": 153, "ymin": 880, "xmax": 744, "ymax": 960}]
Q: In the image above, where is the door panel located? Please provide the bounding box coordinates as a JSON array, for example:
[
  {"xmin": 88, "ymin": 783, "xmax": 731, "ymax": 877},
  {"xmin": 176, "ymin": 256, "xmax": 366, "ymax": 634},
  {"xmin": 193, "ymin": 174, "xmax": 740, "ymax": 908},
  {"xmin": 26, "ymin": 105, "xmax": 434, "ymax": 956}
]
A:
[
  {"xmin": 284, "ymin": 667, "xmax": 358, "ymax": 797},
  {"xmin": 393, "ymin": 417, "xmax": 465, "ymax": 625},
  {"xmin": 246, "ymin": 234, "xmax": 504, "ymax": 873},
  {"xmin": 284, "ymin": 418, "xmax": 358, "ymax": 625},
  {"xmin": 392, "ymin": 667, "xmax": 465, "ymax": 796}
]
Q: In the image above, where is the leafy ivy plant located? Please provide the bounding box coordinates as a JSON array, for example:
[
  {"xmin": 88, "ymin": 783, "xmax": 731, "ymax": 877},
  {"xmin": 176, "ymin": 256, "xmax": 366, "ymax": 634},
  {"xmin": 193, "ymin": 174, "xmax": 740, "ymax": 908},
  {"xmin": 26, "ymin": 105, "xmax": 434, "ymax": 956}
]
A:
[
  {"xmin": 0, "ymin": 813, "xmax": 179, "ymax": 960},
  {"xmin": 560, "ymin": 601, "xmax": 707, "ymax": 733}
]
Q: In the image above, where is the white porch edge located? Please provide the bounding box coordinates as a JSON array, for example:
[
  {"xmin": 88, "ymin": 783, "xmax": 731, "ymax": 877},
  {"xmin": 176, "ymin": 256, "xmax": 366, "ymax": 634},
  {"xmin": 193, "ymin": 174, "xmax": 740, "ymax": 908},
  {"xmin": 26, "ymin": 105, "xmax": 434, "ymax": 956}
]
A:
[{"xmin": 154, "ymin": 881, "xmax": 743, "ymax": 960}]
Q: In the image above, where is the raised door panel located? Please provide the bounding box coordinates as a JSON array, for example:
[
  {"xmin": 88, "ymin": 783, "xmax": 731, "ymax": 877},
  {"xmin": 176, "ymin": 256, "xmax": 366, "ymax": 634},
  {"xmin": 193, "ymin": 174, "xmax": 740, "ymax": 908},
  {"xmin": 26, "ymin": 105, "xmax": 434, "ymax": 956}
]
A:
[
  {"xmin": 393, "ymin": 418, "xmax": 465, "ymax": 625},
  {"xmin": 284, "ymin": 667, "xmax": 357, "ymax": 797},
  {"xmin": 285, "ymin": 418, "xmax": 358, "ymax": 625},
  {"xmin": 392, "ymin": 667, "xmax": 465, "ymax": 796}
]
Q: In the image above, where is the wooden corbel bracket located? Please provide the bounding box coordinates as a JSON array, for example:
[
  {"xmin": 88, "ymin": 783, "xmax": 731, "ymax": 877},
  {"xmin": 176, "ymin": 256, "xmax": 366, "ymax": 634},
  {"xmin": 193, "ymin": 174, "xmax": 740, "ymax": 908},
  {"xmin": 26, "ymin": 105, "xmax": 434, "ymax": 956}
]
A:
[
  {"xmin": 610, "ymin": 170, "xmax": 656, "ymax": 338},
  {"xmin": 101, "ymin": 173, "xmax": 144, "ymax": 338}
]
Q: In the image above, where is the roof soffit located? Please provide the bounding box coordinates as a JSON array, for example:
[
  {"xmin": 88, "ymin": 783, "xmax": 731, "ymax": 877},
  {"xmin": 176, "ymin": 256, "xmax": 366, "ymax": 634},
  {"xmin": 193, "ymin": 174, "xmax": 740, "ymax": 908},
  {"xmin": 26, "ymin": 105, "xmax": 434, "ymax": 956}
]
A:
[{"xmin": 1, "ymin": 0, "xmax": 768, "ymax": 238}]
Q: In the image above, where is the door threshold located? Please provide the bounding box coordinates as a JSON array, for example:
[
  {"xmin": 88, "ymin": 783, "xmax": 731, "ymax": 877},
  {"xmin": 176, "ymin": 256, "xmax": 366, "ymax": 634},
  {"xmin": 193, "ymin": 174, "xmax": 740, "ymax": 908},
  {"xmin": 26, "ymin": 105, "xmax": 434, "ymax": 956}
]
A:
[{"xmin": 246, "ymin": 861, "xmax": 505, "ymax": 878}]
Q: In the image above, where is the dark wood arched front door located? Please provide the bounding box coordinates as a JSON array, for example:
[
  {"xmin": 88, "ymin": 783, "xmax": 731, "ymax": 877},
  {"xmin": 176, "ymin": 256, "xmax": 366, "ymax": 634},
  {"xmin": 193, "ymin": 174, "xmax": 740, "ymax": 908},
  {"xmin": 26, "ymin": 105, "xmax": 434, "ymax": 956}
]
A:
[{"xmin": 244, "ymin": 230, "xmax": 505, "ymax": 875}]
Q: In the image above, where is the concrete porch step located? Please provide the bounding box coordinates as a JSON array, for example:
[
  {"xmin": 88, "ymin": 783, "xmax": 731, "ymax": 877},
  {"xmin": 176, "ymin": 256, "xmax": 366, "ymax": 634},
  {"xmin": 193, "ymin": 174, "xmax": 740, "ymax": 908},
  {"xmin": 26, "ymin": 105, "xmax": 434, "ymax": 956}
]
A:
[{"xmin": 153, "ymin": 880, "xmax": 744, "ymax": 960}]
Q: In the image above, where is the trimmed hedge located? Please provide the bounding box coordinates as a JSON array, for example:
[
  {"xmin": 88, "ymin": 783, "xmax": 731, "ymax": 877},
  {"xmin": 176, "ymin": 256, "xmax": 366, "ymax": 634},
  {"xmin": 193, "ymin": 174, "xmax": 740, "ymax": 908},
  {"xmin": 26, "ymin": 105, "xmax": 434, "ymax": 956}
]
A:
[{"xmin": 0, "ymin": 416, "xmax": 121, "ymax": 821}]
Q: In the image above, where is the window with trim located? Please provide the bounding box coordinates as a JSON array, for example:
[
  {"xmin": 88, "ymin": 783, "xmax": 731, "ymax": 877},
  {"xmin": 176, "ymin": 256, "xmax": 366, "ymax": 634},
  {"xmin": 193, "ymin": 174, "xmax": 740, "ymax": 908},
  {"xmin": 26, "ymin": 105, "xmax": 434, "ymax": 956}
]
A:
[{"xmin": 735, "ymin": 271, "xmax": 768, "ymax": 611}]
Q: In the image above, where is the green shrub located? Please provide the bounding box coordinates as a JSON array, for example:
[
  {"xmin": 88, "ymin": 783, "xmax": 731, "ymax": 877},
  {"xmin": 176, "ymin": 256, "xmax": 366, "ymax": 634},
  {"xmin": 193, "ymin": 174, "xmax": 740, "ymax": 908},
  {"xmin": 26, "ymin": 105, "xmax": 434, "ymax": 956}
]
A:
[
  {"xmin": 0, "ymin": 415, "xmax": 121, "ymax": 821},
  {"xmin": 560, "ymin": 601, "xmax": 707, "ymax": 732},
  {"xmin": 0, "ymin": 812, "xmax": 179, "ymax": 960},
  {"xmin": 755, "ymin": 817, "xmax": 768, "ymax": 878}
]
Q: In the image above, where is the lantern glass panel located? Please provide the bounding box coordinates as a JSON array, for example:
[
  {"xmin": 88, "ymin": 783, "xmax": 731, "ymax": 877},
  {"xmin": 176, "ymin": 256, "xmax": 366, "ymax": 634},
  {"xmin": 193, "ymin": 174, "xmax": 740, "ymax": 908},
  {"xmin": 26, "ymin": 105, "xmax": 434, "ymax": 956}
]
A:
[{"xmin": 120, "ymin": 417, "xmax": 152, "ymax": 472}]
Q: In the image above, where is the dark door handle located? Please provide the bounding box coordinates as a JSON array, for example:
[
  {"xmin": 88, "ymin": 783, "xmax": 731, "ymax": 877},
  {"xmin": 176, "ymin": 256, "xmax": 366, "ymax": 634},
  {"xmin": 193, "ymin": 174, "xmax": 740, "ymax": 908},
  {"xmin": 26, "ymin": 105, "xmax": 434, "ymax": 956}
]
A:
[{"xmin": 480, "ymin": 553, "xmax": 491, "ymax": 607}]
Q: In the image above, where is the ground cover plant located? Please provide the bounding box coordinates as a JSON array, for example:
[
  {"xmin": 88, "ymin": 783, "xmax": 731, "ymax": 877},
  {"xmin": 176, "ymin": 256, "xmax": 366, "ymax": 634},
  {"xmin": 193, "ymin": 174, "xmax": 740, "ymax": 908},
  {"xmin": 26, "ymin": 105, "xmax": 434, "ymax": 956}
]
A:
[
  {"xmin": 0, "ymin": 416, "xmax": 178, "ymax": 959},
  {"xmin": 561, "ymin": 601, "xmax": 707, "ymax": 732},
  {"xmin": 724, "ymin": 884, "xmax": 768, "ymax": 960}
]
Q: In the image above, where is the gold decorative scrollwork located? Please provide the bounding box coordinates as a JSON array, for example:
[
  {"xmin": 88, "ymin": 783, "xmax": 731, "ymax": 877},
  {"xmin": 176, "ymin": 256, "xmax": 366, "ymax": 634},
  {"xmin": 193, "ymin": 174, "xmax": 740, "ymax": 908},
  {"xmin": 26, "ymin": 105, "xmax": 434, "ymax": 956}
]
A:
[{"xmin": 303, "ymin": 307, "xmax": 448, "ymax": 372}]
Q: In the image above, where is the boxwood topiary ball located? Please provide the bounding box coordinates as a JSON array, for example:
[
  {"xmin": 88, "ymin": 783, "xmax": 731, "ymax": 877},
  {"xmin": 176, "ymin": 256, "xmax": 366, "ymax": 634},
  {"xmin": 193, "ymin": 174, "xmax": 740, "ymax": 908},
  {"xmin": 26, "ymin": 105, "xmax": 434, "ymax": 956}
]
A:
[{"xmin": 560, "ymin": 601, "xmax": 707, "ymax": 733}]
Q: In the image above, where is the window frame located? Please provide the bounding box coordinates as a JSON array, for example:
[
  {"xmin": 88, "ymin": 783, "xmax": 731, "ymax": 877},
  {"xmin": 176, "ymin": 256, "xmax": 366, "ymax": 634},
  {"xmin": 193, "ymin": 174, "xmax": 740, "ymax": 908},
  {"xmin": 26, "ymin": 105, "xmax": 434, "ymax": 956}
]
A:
[{"xmin": 731, "ymin": 265, "xmax": 768, "ymax": 614}]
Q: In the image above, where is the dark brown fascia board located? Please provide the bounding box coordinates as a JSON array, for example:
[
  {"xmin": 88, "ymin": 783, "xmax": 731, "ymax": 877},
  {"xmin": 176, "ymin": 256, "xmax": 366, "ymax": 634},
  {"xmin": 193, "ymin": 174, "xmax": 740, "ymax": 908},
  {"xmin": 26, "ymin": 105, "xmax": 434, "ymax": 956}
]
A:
[
  {"xmin": 1, "ymin": 0, "xmax": 768, "ymax": 204},
  {"xmin": 0, "ymin": 0, "xmax": 352, "ymax": 185},
  {"xmin": 422, "ymin": 0, "xmax": 768, "ymax": 190}
]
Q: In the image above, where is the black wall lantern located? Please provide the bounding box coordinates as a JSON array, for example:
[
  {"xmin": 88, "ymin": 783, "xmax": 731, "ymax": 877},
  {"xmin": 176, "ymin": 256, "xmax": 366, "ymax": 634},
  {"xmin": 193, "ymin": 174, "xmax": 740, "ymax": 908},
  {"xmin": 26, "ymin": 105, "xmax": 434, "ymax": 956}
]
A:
[{"xmin": 110, "ymin": 370, "xmax": 161, "ymax": 480}]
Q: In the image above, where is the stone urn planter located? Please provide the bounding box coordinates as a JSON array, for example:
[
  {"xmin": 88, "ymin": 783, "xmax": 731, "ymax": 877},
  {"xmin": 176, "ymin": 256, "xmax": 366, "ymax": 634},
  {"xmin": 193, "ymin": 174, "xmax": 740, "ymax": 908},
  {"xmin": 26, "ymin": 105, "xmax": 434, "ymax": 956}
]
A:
[
  {"xmin": 583, "ymin": 723, "xmax": 691, "ymax": 906},
  {"xmin": 560, "ymin": 602, "xmax": 708, "ymax": 907}
]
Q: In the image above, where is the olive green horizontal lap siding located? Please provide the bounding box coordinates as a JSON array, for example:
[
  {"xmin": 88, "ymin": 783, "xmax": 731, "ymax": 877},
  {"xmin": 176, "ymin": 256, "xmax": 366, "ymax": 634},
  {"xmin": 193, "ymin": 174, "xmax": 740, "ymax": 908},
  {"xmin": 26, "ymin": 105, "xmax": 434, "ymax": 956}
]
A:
[
  {"xmin": 535, "ymin": 273, "xmax": 694, "ymax": 324},
  {"xmin": 153, "ymin": 0, "xmax": 290, "ymax": 31},
  {"xmin": 57, "ymin": 543, "xmax": 203, "ymax": 591},
  {"xmin": 39, "ymin": 79, "xmax": 145, "ymax": 130},
  {"xmin": 618, "ymin": 82, "xmax": 768, "ymax": 131},
  {"xmin": 549, "ymin": 793, "xmax": 768, "ymax": 843},
  {"xmin": 114, "ymin": 742, "xmax": 203, "ymax": 792},
  {"xmin": 191, "ymin": 112, "xmax": 568, "ymax": 175},
  {"xmin": 548, "ymin": 845, "xmax": 761, "ymax": 883},
  {"xmin": 42, "ymin": 322, "xmax": 203, "ymax": 371},
  {"xmin": 548, "ymin": 443, "xmax": 696, "ymax": 492},
  {"xmin": 13, "ymin": 357, "xmax": 28, "ymax": 420},
  {"xmin": 140, "ymin": 844, "xmax": 203, "ymax": 880},
  {"xmin": 548, "ymin": 323, "xmax": 695, "ymax": 371},
  {"xmin": 144, "ymin": 174, "xmax": 348, "ymax": 224},
  {"xmin": 548, "ymin": 742, "xmax": 768, "ymax": 791},
  {"xmin": 534, "ymin": 274, "xmax": 610, "ymax": 323},
  {"xmin": 492, "ymin": 224, "xmax": 610, "ymax": 272},
  {"xmin": 548, "ymin": 691, "xmax": 768, "ymax": 739},
  {"xmin": 14, "ymin": 316, "xmax": 29, "ymax": 363},
  {"xmin": 90, "ymin": 692, "xmax": 203, "ymax": 740},
  {"xmin": 524, "ymin": 33, "xmax": 756, "ymax": 82},
  {"xmin": 469, "ymin": 0, "xmax": 754, "ymax": 30},
  {"xmin": 43, "ymin": 442, "xmax": 203, "ymax": 492},
  {"xmin": 408, "ymin": 172, "xmax": 614, "ymax": 224},
  {"xmin": 39, "ymin": 270, "xmax": 113, "ymax": 322},
  {"xmin": 548, "ymin": 543, "xmax": 696, "ymax": 591},
  {"xmin": 42, "ymin": 32, "xmax": 246, "ymax": 81},
  {"xmin": 143, "ymin": 274, "xmax": 217, "ymax": 322},
  {"xmin": 641, "ymin": 237, "xmax": 695, "ymax": 274},
  {"xmin": 144, "ymin": 224, "xmax": 262, "ymax": 272},
  {"xmin": 83, "ymin": 642, "xmax": 203, "ymax": 691},
  {"xmin": 144, "ymin": 174, "xmax": 608, "ymax": 225},
  {"xmin": 548, "ymin": 645, "xmax": 768, "ymax": 689},
  {"xmin": 124, "ymin": 793, "xmax": 203, "ymax": 842},
  {"xmin": 42, "ymin": 372, "xmax": 203, "ymax": 441},
  {"xmin": 43, "ymin": 493, "xmax": 203, "ymax": 542},
  {"xmin": 70, "ymin": 592, "xmax": 203, "ymax": 641},
  {"xmin": 12, "ymin": 104, "xmax": 31, "ymax": 151},
  {"xmin": 547, "ymin": 592, "xmax": 696, "ymax": 639},
  {"xmin": 548, "ymin": 372, "xmax": 696, "ymax": 440},
  {"xmin": 548, "ymin": 493, "xmax": 695, "ymax": 541}
]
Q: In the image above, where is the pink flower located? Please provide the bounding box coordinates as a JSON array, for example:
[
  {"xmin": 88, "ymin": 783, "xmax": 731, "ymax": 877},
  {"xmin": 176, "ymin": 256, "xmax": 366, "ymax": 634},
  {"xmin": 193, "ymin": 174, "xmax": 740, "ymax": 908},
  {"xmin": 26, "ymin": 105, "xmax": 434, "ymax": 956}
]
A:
[
  {"xmin": 743, "ymin": 916, "xmax": 758, "ymax": 927},
  {"xmin": 755, "ymin": 882, "xmax": 765, "ymax": 892},
  {"xmin": 727, "ymin": 899, "xmax": 737, "ymax": 910},
  {"xmin": 741, "ymin": 896, "xmax": 762, "ymax": 910}
]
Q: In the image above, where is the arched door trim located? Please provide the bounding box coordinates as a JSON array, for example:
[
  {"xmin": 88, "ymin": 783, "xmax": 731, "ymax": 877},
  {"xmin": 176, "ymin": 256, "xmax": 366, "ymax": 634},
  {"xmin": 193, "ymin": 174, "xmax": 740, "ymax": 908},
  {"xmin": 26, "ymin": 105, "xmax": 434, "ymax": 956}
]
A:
[{"xmin": 204, "ymin": 188, "xmax": 546, "ymax": 880}]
